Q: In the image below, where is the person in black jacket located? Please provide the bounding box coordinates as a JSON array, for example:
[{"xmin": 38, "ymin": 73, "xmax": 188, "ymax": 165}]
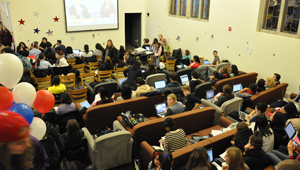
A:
[
  {"xmin": 118, "ymin": 45, "xmax": 126, "ymax": 61},
  {"xmin": 231, "ymin": 121, "xmax": 253, "ymax": 152},
  {"xmin": 103, "ymin": 39, "xmax": 118, "ymax": 65},
  {"xmin": 17, "ymin": 42, "xmax": 29, "ymax": 56},
  {"xmin": 123, "ymin": 61, "xmax": 143, "ymax": 90},
  {"xmin": 270, "ymin": 112, "xmax": 289, "ymax": 149},
  {"xmin": 99, "ymin": 56, "xmax": 113, "ymax": 71},
  {"xmin": 256, "ymin": 79, "xmax": 266, "ymax": 93},
  {"xmin": 39, "ymin": 37, "xmax": 47, "ymax": 53},
  {"xmin": 144, "ymin": 63, "xmax": 158, "ymax": 79},
  {"xmin": 189, "ymin": 71, "xmax": 202, "ymax": 92},
  {"xmin": 181, "ymin": 85, "xmax": 201, "ymax": 111},
  {"xmin": 243, "ymin": 131, "xmax": 271, "ymax": 170}
]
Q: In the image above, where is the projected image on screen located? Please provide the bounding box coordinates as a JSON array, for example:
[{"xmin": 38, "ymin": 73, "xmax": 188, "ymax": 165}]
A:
[{"xmin": 64, "ymin": 0, "xmax": 119, "ymax": 32}]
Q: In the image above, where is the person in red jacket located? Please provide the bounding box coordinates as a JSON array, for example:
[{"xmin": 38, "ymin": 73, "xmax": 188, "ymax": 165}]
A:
[{"xmin": 187, "ymin": 55, "xmax": 200, "ymax": 69}]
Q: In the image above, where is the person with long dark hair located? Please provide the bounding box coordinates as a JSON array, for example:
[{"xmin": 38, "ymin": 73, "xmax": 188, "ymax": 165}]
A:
[
  {"xmin": 186, "ymin": 146, "xmax": 217, "ymax": 170},
  {"xmin": 158, "ymin": 151, "xmax": 173, "ymax": 170},
  {"xmin": 39, "ymin": 37, "xmax": 47, "ymax": 52},
  {"xmin": 65, "ymin": 46, "xmax": 79, "ymax": 59},
  {"xmin": 123, "ymin": 61, "xmax": 143, "ymax": 90},
  {"xmin": 256, "ymin": 79, "xmax": 266, "ymax": 93},
  {"xmin": 17, "ymin": 42, "xmax": 29, "ymax": 56},
  {"xmin": 56, "ymin": 92, "xmax": 76, "ymax": 115},
  {"xmin": 126, "ymin": 53, "xmax": 135, "ymax": 65},
  {"xmin": 269, "ymin": 112, "xmax": 289, "ymax": 149},
  {"xmin": 0, "ymin": 26, "xmax": 12, "ymax": 47},
  {"xmin": 206, "ymin": 71, "xmax": 219, "ymax": 86},
  {"xmin": 162, "ymin": 118, "xmax": 186, "ymax": 152},
  {"xmin": 95, "ymin": 87, "xmax": 114, "ymax": 105},
  {"xmin": 94, "ymin": 43, "xmax": 104, "ymax": 56},
  {"xmin": 255, "ymin": 115, "xmax": 274, "ymax": 153},
  {"xmin": 63, "ymin": 119, "xmax": 84, "ymax": 144},
  {"xmin": 187, "ymin": 55, "xmax": 200, "ymax": 69},
  {"xmin": 148, "ymin": 149, "xmax": 163, "ymax": 170},
  {"xmin": 118, "ymin": 45, "xmax": 126, "ymax": 61},
  {"xmin": 116, "ymin": 59, "xmax": 127, "ymax": 68},
  {"xmin": 20, "ymin": 68, "xmax": 37, "ymax": 87},
  {"xmin": 136, "ymin": 77, "xmax": 151, "ymax": 97},
  {"xmin": 103, "ymin": 39, "xmax": 118, "ymax": 65},
  {"xmin": 213, "ymin": 84, "xmax": 234, "ymax": 107},
  {"xmin": 54, "ymin": 51, "xmax": 69, "ymax": 67},
  {"xmin": 229, "ymin": 64, "xmax": 240, "ymax": 77},
  {"xmin": 116, "ymin": 84, "xmax": 136, "ymax": 101},
  {"xmin": 82, "ymin": 44, "xmax": 93, "ymax": 58},
  {"xmin": 36, "ymin": 53, "xmax": 52, "ymax": 69},
  {"xmin": 99, "ymin": 56, "xmax": 113, "ymax": 71},
  {"xmin": 235, "ymin": 83, "xmax": 257, "ymax": 98}
]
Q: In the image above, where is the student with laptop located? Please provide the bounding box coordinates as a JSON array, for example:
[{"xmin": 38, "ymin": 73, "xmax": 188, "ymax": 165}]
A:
[
  {"xmin": 213, "ymin": 84, "xmax": 234, "ymax": 107},
  {"xmin": 123, "ymin": 61, "xmax": 143, "ymax": 90},
  {"xmin": 246, "ymin": 103, "xmax": 267, "ymax": 123},
  {"xmin": 116, "ymin": 84, "xmax": 136, "ymax": 101},
  {"xmin": 231, "ymin": 122, "xmax": 253, "ymax": 153},
  {"xmin": 187, "ymin": 55, "xmax": 201, "ymax": 69},
  {"xmin": 186, "ymin": 146, "xmax": 218, "ymax": 170},
  {"xmin": 165, "ymin": 73, "xmax": 181, "ymax": 88},
  {"xmin": 135, "ymin": 77, "xmax": 151, "ymax": 97},
  {"xmin": 56, "ymin": 91, "xmax": 78, "ymax": 115},
  {"xmin": 235, "ymin": 83, "xmax": 257, "ymax": 98},
  {"xmin": 269, "ymin": 112, "xmax": 289, "ymax": 149},
  {"xmin": 166, "ymin": 94, "xmax": 185, "ymax": 116},
  {"xmin": 206, "ymin": 71, "xmax": 220, "ymax": 86},
  {"xmin": 181, "ymin": 85, "xmax": 202, "ymax": 111},
  {"xmin": 189, "ymin": 71, "xmax": 202, "ymax": 92}
]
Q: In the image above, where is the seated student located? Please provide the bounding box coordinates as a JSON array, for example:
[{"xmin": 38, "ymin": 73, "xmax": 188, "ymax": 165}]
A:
[
  {"xmin": 82, "ymin": 44, "xmax": 93, "ymax": 59},
  {"xmin": 285, "ymin": 103, "xmax": 300, "ymax": 132},
  {"xmin": 211, "ymin": 50, "xmax": 220, "ymax": 67},
  {"xmin": 255, "ymin": 115, "xmax": 274, "ymax": 153},
  {"xmin": 189, "ymin": 71, "xmax": 202, "ymax": 92},
  {"xmin": 243, "ymin": 131, "xmax": 271, "ymax": 170},
  {"xmin": 54, "ymin": 51, "xmax": 69, "ymax": 67},
  {"xmin": 206, "ymin": 71, "xmax": 219, "ymax": 86},
  {"xmin": 123, "ymin": 62, "xmax": 143, "ymax": 90},
  {"xmin": 142, "ymin": 38, "xmax": 150, "ymax": 49},
  {"xmin": 235, "ymin": 83, "xmax": 257, "ymax": 98},
  {"xmin": 65, "ymin": 46, "xmax": 79, "ymax": 59},
  {"xmin": 96, "ymin": 87, "xmax": 114, "ymax": 105},
  {"xmin": 213, "ymin": 84, "xmax": 234, "ymax": 107},
  {"xmin": 48, "ymin": 75, "xmax": 66, "ymax": 94},
  {"xmin": 29, "ymin": 42, "xmax": 42, "ymax": 59},
  {"xmin": 182, "ymin": 49, "xmax": 191, "ymax": 60},
  {"xmin": 44, "ymin": 42, "xmax": 56, "ymax": 62},
  {"xmin": 116, "ymin": 59, "xmax": 127, "ymax": 68},
  {"xmin": 135, "ymin": 77, "xmax": 151, "ymax": 97},
  {"xmin": 181, "ymin": 85, "xmax": 201, "ymax": 111},
  {"xmin": 17, "ymin": 42, "xmax": 29, "ymax": 56},
  {"xmin": 273, "ymin": 73, "xmax": 281, "ymax": 85},
  {"xmin": 165, "ymin": 73, "xmax": 181, "ymax": 88},
  {"xmin": 224, "ymin": 147, "xmax": 250, "ymax": 170},
  {"xmin": 118, "ymin": 45, "xmax": 126, "ymax": 61},
  {"xmin": 231, "ymin": 122, "xmax": 253, "ymax": 153},
  {"xmin": 94, "ymin": 43, "xmax": 104, "ymax": 56},
  {"xmin": 20, "ymin": 68, "xmax": 37, "ymax": 87},
  {"xmin": 99, "ymin": 56, "xmax": 113, "ymax": 71},
  {"xmin": 144, "ymin": 63, "xmax": 158, "ymax": 79},
  {"xmin": 229, "ymin": 64, "xmax": 240, "ymax": 77},
  {"xmin": 246, "ymin": 103, "xmax": 267, "ymax": 123},
  {"xmin": 36, "ymin": 53, "xmax": 52, "ymax": 69},
  {"xmin": 277, "ymin": 159, "xmax": 300, "ymax": 170},
  {"xmin": 116, "ymin": 84, "xmax": 136, "ymax": 101},
  {"xmin": 56, "ymin": 92, "xmax": 77, "ymax": 115},
  {"xmin": 148, "ymin": 149, "xmax": 163, "ymax": 170},
  {"xmin": 186, "ymin": 146, "xmax": 218, "ymax": 170},
  {"xmin": 126, "ymin": 53, "xmax": 135, "ymax": 65},
  {"xmin": 265, "ymin": 77, "xmax": 276, "ymax": 89},
  {"xmin": 219, "ymin": 66, "xmax": 230, "ymax": 79},
  {"xmin": 162, "ymin": 118, "xmax": 186, "ymax": 152},
  {"xmin": 158, "ymin": 151, "xmax": 173, "ymax": 170},
  {"xmin": 256, "ymin": 79, "xmax": 266, "ymax": 93},
  {"xmin": 187, "ymin": 55, "xmax": 200, "ymax": 69},
  {"xmin": 166, "ymin": 93, "xmax": 185, "ymax": 116},
  {"xmin": 269, "ymin": 112, "xmax": 289, "ymax": 149}
]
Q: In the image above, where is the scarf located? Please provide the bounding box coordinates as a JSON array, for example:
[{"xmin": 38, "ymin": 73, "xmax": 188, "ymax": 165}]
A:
[{"xmin": 56, "ymin": 55, "xmax": 63, "ymax": 65}]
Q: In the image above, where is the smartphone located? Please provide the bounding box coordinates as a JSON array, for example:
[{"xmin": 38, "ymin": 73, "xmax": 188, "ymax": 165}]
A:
[{"xmin": 293, "ymin": 140, "xmax": 298, "ymax": 147}]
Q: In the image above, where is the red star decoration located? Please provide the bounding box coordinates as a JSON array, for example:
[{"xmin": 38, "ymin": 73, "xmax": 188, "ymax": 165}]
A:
[
  {"xmin": 18, "ymin": 19, "xmax": 25, "ymax": 25},
  {"xmin": 53, "ymin": 16, "xmax": 59, "ymax": 22}
]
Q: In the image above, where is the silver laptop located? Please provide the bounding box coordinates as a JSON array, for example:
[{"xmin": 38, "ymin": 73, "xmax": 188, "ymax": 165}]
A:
[
  {"xmin": 238, "ymin": 104, "xmax": 247, "ymax": 120},
  {"xmin": 233, "ymin": 83, "xmax": 242, "ymax": 93},
  {"xmin": 180, "ymin": 74, "xmax": 189, "ymax": 86},
  {"xmin": 80, "ymin": 100, "xmax": 91, "ymax": 109},
  {"xmin": 155, "ymin": 103, "xmax": 167, "ymax": 117},
  {"xmin": 154, "ymin": 80, "xmax": 166, "ymax": 90},
  {"xmin": 145, "ymin": 46, "xmax": 150, "ymax": 51},
  {"xmin": 202, "ymin": 60, "xmax": 211, "ymax": 65},
  {"xmin": 206, "ymin": 89, "xmax": 215, "ymax": 103},
  {"xmin": 73, "ymin": 49, "xmax": 80, "ymax": 55}
]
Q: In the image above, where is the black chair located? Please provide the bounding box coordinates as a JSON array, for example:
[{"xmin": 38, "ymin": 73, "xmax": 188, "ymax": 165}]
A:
[
  {"xmin": 53, "ymin": 66, "xmax": 71, "ymax": 76},
  {"xmin": 54, "ymin": 109, "xmax": 79, "ymax": 134},
  {"xmin": 194, "ymin": 82, "xmax": 213, "ymax": 99},
  {"xmin": 33, "ymin": 68, "xmax": 54, "ymax": 78},
  {"xmin": 161, "ymin": 86, "xmax": 185, "ymax": 102}
]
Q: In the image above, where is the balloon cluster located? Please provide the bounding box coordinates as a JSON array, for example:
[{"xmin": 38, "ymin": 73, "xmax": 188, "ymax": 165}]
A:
[{"xmin": 0, "ymin": 53, "xmax": 55, "ymax": 140}]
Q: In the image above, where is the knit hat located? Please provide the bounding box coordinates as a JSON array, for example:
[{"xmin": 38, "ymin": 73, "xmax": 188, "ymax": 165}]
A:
[{"xmin": 0, "ymin": 111, "xmax": 30, "ymax": 142}]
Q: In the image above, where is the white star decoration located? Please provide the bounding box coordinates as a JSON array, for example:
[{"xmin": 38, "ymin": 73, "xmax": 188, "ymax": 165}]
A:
[
  {"xmin": 70, "ymin": 36, "xmax": 76, "ymax": 42},
  {"xmin": 33, "ymin": 11, "xmax": 39, "ymax": 17}
]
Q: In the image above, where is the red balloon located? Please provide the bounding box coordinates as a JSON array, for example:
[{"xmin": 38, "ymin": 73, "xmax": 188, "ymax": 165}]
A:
[
  {"xmin": 0, "ymin": 87, "xmax": 13, "ymax": 111},
  {"xmin": 33, "ymin": 90, "xmax": 55, "ymax": 114}
]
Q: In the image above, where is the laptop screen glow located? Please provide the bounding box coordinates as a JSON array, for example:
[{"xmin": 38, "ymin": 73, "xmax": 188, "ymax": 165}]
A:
[
  {"xmin": 206, "ymin": 89, "xmax": 214, "ymax": 99},
  {"xmin": 119, "ymin": 78, "xmax": 126, "ymax": 85},
  {"xmin": 285, "ymin": 122, "xmax": 296, "ymax": 139},
  {"xmin": 155, "ymin": 103, "xmax": 167, "ymax": 114},
  {"xmin": 73, "ymin": 49, "xmax": 80, "ymax": 55},
  {"xmin": 233, "ymin": 84, "xmax": 242, "ymax": 92},
  {"xmin": 202, "ymin": 60, "xmax": 211, "ymax": 65},
  {"xmin": 180, "ymin": 74, "xmax": 189, "ymax": 84},
  {"xmin": 146, "ymin": 46, "xmax": 150, "ymax": 51},
  {"xmin": 207, "ymin": 149, "xmax": 213, "ymax": 162},
  {"xmin": 80, "ymin": 100, "xmax": 91, "ymax": 109},
  {"xmin": 155, "ymin": 80, "xmax": 166, "ymax": 89}
]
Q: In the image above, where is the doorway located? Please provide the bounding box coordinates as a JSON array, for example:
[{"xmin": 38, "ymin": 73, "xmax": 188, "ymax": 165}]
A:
[{"xmin": 125, "ymin": 13, "xmax": 141, "ymax": 52}]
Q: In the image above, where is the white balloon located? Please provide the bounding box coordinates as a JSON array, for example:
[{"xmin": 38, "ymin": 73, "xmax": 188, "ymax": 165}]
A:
[
  {"xmin": 0, "ymin": 53, "xmax": 23, "ymax": 88},
  {"xmin": 12, "ymin": 82, "xmax": 36, "ymax": 106},
  {"xmin": 30, "ymin": 117, "xmax": 46, "ymax": 141}
]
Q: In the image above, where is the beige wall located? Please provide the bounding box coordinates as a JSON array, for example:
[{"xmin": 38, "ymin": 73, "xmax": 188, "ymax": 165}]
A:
[
  {"xmin": 6, "ymin": 0, "xmax": 145, "ymax": 50},
  {"xmin": 145, "ymin": 0, "xmax": 300, "ymax": 93}
]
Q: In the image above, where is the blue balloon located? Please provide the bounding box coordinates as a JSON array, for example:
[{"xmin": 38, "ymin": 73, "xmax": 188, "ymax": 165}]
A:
[{"xmin": 8, "ymin": 103, "xmax": 34, "ymax": 124}]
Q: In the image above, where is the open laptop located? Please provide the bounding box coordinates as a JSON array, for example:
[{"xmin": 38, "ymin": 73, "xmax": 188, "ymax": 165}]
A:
[
  {"xmin": 238, "ymin": 104, "xmax": 248, "ymax": 121},
  {"xmin": 202, "ymin": 60, "xmax": 211, "ymax": 65},
  {"xmin": 80, "ymin": 100, "xmax": 91, "ymax": 109},
  {"xmin": 73, "ymin": 49, "xmax": 80, "ymax": 55},
  {"xmin": 206, "ymin": 89, "xmax": 215, "ymax": 103},
  {"xmin": 180, "ymin": 74, "xmax": 189, "ymax": 86},
  {"xmin": 207, "ymin": 148, "xmax": 213, "ymax": 162},
  {"xmin": 155, "ymin": 103, "xmax": 167, "ymax": 117},
  {"xmin": 119, "ymin": 78, "xmax": 126, "ymax": 85},
  {"xmin": 285, "ymin": 122, "xmax": 300, "ymax": 143},
  {"xmin": 154, "ymin": 80, "xmax": 166, "ymax": 91},
  {"xmin": 233, "ymin": 83, "xmax": 243, "ymax": 93},
  {"xmin": 145, "ymin": 46, "xmax": 150, "ymax": 51}
]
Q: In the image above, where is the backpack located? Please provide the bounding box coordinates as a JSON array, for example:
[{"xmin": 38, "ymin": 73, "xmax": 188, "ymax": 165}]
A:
[
  {"xmin": 132, "ymin": 113, "xmax": 147, "ymax": 123},
  {"xmin": 121, "ymin": 111, "xmax": 135, "ymax": 128},
  {"xmin": 16, "ymin": 54, "xmax": 32, "ymax": 70}
]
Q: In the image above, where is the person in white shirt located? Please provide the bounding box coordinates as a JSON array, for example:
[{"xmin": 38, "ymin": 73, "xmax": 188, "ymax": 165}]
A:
[{"xmin": 54, "ymin": 51, "xmax": 69, "ymax": 67}]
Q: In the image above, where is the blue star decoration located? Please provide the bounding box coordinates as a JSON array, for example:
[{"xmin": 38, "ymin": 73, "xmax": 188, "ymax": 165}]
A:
[
  {"xmin": 176, "ymin": 35, "xmax": 180, "ymax": 42},
  {"xmin": 46, "ymin": 29, "xmax": 53, "ymax": 36},
  {"xmin": 70, "ymin": 36, "xmax": 76, "ymax": 42},
  {"xmin": 33, "ymin": 28, "xmax": 40, "ymax": 34}
]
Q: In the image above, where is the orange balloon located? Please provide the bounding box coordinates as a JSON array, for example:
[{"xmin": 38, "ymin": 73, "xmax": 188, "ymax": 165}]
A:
[
  {"xmin": 0, "ymin": 87, "xmax": 13, "ymax": 111},
  {"xmin": 33, "ymin": 90, "xmax": 55, "ymax": 114}
]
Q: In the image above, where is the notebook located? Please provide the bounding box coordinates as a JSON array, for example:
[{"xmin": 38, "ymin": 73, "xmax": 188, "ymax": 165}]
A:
[
  {"xmin": 154, "ymin": 80, "xmax": 166, "ymax": 90},
  {"xmin": 73, "ymin": 49, "xmax": 80, "ymax": 55},
  {"xmin": 155, "ymin": 103, "xmax": 167, "ymax": 117},
  {"xmin": 119, "ymin": 78, "xmax": 126, "ymax": 85},
  {"xmin": 285, "ymin": 122, "xmax": 300, "ymax": 143},
  {"xmin": 80, "ymin": 100, "xmax": 91, "ymax": 109},
  {"xmin": 207, "ymin": 148, "xmax": 213, "ymax": 162},
  {"xmin": 233, "ymin": 83, "xmax": 243, "ymax": 93},
  {"xmin": 180, "ymin": 74, "xmax": 189, "ymax": 86},
  {"xmin": 202, "ymin": 60, "xmax": 211, "ymax": 65},
  {"xmin": 238, "ymin": 104, "xmax": 247, "ymax": 120},
  {"xmin": 206, "ymin": 89, "xmax": 215, "ymax": 102}
]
